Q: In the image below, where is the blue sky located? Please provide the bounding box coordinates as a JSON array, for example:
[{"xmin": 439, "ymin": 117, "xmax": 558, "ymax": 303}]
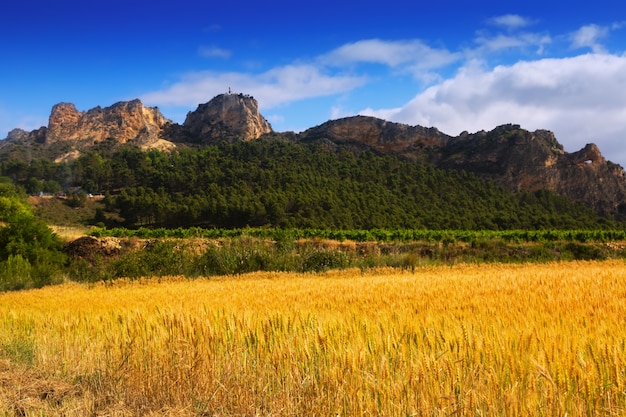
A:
[{"xmin": 2, "ymin": 0, "xmax": 626, "ymax": 165}]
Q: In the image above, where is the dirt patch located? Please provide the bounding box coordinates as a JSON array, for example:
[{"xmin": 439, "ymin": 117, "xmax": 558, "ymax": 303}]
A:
[{"xmin": 63, "ymin": 236, "xmax": 123, "ymax": 262}]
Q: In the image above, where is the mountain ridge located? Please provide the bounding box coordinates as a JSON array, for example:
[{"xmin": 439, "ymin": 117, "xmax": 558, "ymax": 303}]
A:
[{"xmin": 1, "ymin": 94, "xmax": 625, "ymax": 217}]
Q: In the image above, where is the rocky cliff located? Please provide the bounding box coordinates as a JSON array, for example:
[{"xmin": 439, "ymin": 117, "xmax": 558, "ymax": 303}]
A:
[
  {"xmin": 438, "ymin": 124, "xmax": 626, "ymax": 215},
  {"xmin": 299, "ymin": 116, "xmax": 449, "ymax": 162},
  {"xmin": 0, "ymin": 94, "xmax": 272, "ymax": 160},
  {"xmin": 46, "ymin": 100, "xmax": 171, "ymax": 146},
  {"xmin": 1, "ymin": 100, "xmax": 176, "ymax": 162},
  {"xmin": 2, "ymin": 95, "xmax": 625, "ymax": 217},
  {"xmin": 299, "ymin": 118, "xmax": 626, "ymax": 216},
  {"xmin": 174, "ymin": 93, "xmax": 273, "ymax": 143}
]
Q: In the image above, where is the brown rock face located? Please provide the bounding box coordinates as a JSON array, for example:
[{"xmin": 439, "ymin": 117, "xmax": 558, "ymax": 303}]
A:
[
  {"xmin": 182, "ymin": 93, "xmax": 272, "ymax": 142},
  {"xmin": 297, "ymin": 119, "xmax": 626, "ymax": 216},
  {"xmin": 46, "ymin": 99, "xmax": 171, "ymax": 145},
  {"xmin": 298, "ymin": 116, "xmax": 451, "ymax": 165},
  {"xmin": 300, "ymin": 116, "xmax": 448, "ymax": 153},
  {"xmin": 435, "ymin": 124, "xmax": 626, "ymax": 215}
]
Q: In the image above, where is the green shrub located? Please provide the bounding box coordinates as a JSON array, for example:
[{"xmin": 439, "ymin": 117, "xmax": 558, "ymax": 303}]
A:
[
  {"xmin": 0, "ymin": 255, "xmax": 33, "ymax": 291},
  {"xmin": 0, "ymin": 193, "xmax": 67, "ymax": 290},
  {"xmin": 300, "ymin": 249, "xmax": 350, "ymax": 272},
  {"xmin": 68, "ymin": 257, "xmax": 114, "ymax": 283},
  {"xmin": 193, "ymin": 238, "xmax": 273, "ymax": 276},
  {"xmin": 562, "ymin": 242, "xmax": 606, "ymax": 261},
  {"xmin": 111, "ymin": 240, "xmax": 187, "ymax": 279}
]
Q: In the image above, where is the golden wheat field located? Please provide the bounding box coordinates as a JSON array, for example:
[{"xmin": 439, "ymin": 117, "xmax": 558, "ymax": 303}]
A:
[{"xmin": 1, "ymin": 261, "xmax": 626, "ymax": 416}]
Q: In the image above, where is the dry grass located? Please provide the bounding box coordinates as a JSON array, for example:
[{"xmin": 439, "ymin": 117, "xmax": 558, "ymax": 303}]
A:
[
  {"xmin": 1, "ymin": 261, "xmax": 626, "ymax": 416},
  {"xmin": 49, "ymin": 225, "xmax": 91, "ymax": 241}
]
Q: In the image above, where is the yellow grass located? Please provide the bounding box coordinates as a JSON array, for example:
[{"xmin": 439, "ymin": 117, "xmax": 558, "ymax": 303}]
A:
[
  {"xmin": 1, "ymin": 261, "xmax": 626, "ymax": 416},
  {"xmin": 48, "ymin": 225, "xmax": 91, "ymax": 241}
]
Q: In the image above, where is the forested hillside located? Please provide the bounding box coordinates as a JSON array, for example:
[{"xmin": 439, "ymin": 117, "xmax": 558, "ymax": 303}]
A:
[{"xmin": 0, "ymin": 140, "xmax": 619, "ymax": 230}]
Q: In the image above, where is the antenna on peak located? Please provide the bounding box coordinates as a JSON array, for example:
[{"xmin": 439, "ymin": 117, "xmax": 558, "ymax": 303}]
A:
[{"xmin": 228, "ymin": 87, "xmax": 232, "ymax": 94}]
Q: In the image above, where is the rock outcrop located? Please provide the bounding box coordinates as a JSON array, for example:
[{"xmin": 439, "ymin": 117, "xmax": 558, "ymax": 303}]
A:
[
  {"xmin": 46, "ymin": 99, "xmax": 172, "ymax": 146},
  {"xmin": 63, "ymin": 236, "xmax": 122, "ymax": 263},
  {"xmin": 438, "ymin": 125, "xmax": 626, "ymax": 215},
  {"xmin": 2, "ymin": 94, "xmax": 625, "ymax": 216},
  {"xmin": 299, "ymin": 118, "xmax": 626, "ymax": 215},
  {"xmin": 177, "ymin": 93, "xmax": 272, "ymax": 143},
  {"xmin": 0, "ymin": 100, "xmax": 176, "ymax": 161},
  {"xmin": 0, "ymin": 94, "xmax": 271, "ymax": 160},
  {"xmin": 299, "ymin": 116, "xmax": 448, "ymax": 161}
]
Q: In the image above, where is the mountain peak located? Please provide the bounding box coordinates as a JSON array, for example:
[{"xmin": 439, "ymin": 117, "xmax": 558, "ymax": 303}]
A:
[
  {"xmin": 181, "ymin": 93, "xmax": 273, "ymax": 142},
  {"xmin": 299, "ymin": 116, "xmax": 448, "ymax": 155},
  {"xmin": 46, "ymin": 99, "xmax": 171, "ymax": 145},
  {"xmin": 1, "ymin": 95, "xmax": 625, "ymax": 217}
]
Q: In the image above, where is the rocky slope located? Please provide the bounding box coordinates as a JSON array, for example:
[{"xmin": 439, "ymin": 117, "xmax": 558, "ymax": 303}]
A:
[
  {"xmin": 174, "ymin": 93, "xmax": 273, "ymax": 143},
  {"xmin": 2, "ymin": 94, "xmax": 625, "ymax": 217},
  {"xmin": 300, "ymin": 118, "xmax": 626, "ymax": 216},
  {"xmin": 298, "ymin": 116, "xmax": 449, "ymax": 163},
  {"xmin": 3, "ymin": 100, "xmax": 176, "ymax": 162},
  {"xmin": 0, "ymin": 93, "xmax": 272, "ymax": 160},
  {"xmin": 440, "ymin": 125, "xmax": 626, "ymax": 216}
]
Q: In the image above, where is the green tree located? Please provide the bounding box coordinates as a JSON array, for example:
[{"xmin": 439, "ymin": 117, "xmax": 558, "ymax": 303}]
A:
[
  {"xmin": 0, "ymin": 182, "xmax": 67, "ymax": 291},
  {"xmin": 25, "ymin": 177, "xmax": 43, "ymax": 195}
]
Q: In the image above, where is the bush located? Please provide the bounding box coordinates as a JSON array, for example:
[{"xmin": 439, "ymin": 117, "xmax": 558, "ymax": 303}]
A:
[
  {"xmin": 0, "ymin": 208, "xmax": 67, "ymax": 290},
  {"xmin": 0, "ymin": 255, "xmax": 33, "ymax": 291},
  {"xmin": 300, "ymin": 249, "xmax": 350, "ymax": 272},
  {"xmin": 111, "ymin": 240, "xmax": 187, "ymax": 279},
  {"xmin": 562, "ymin": 242, "xmax": 606, "ymax": 261},
  {"xmin": 68, "ymin": 258, "xmax": 114, "ymax": 283},
  {"xmin": 192, "ymin": 238, "xmax": 273, "ymax": 276}
]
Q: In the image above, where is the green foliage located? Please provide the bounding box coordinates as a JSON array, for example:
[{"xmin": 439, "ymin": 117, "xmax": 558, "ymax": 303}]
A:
[
  {"xmin": 2, "ymin": 141, "xmax": 620, "ymax": 230},
  {"xmin": 561, "ymin": 242, "xmax": 607, "ymax": 261},
  {"xmin": 90, "ymin": 226, "xmax": 626, "ymax": 244},
  {"xmin": 0, "ymin": 182, "xmax": 67, "ymax": 291},
  {"xmin": 0, "ymin": 254, "xmax": 33, "ymax": 291},
  {"xmin": 193, "ymin": 238, "xmax": 273, "ymax": 276},
  {"xmin": 300, "ymin": 248, "xmax": 351, "ymax": 272},
  {"xmin": 68, "ymin": 258, "xmax": 113, "ymax": 283},
  {"xmin": 110, "ymin": 240, "xmax": 188, "ymax": 279},
  {"xmin": 0, "ymin": 182, "xmax": 32, "ymax": 221},
  {"xmin": 63, "ymin": 229, "xmax": 626, "ymax": 283}
]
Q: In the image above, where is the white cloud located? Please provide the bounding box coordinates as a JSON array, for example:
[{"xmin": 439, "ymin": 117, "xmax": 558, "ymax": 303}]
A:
[
  {"xmin": 489, "ymin": 14, "xmax": 535, "ymax": 30},
  {"xmin": 319, "ymin": 39, "xmax": 461, "ymax": 80},
  {"xmin": 473, "ymin": 15, "xmax": 550, "ymax": 56},
  {"xmin": 360, "ymin": 54, "xmax": 626, "ymax": 165},
  {"xmin": 321, "ymin": 39, "xmax": 459, "ymax": 68},
  {"xmin": 330, "ymin": 105, "xmax": 352, "ymax": 120},
  {"xmin": 141, "ymin": 64, "xmax": 368, "ymax": 109},
  {"xmin": 474, "ymin": 33, "xmax": 552, "ymax": 54},
  {"xmin": 198, "ymin": 45, "xmax": 232, "ymax": 59},
  {"xmin": 570, "ymin": 24, "xmax": 610, "ymax": 53},
  {"xmin": 611, "ymin": 21, "xmax": 626, "ymax": 30},
  {"xmin": 139, "ymin": 22, "xmax": 626, "ymax": 166}
]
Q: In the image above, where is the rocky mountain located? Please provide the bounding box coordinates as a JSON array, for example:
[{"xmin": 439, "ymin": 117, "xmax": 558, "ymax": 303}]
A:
[
  {"xmin": 300, "ymin": 118, "xmax": 626, "ymax": 216},
  {"xmin": 3, "ymin": 100, "xmax": 176, "ymax": 162},
  {"xmin": 438, "ymin": 125, "xmax": 626, "ymax": 216},
  {"xmin": 45, "ymin": 100, "xmax": 171, "ymax": 146},
  {"xmin": 0, "ymin": 93, "xmax": 272, "ymax": 161},
  {"xmin": 173, "ymin": 93, "xmax": 273, "ymax": 143},
  {"xmin": 2, "ymin": 94, "xmax": 625, "ymax": 217},
  {"xmin": 298, "ymin": 116, "xmax": 449, "ymax": 162}
]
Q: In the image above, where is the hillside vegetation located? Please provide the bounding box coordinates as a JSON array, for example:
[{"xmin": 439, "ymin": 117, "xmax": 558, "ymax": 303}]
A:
[{"xmin": 0, "ymin": 140, "xmax": 619, "ymax": 230}]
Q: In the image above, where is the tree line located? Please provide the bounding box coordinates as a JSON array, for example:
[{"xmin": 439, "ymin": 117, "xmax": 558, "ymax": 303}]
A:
[{"xmin": 0, "ymin": 139, "xmax": 620, "ymax": 230}]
